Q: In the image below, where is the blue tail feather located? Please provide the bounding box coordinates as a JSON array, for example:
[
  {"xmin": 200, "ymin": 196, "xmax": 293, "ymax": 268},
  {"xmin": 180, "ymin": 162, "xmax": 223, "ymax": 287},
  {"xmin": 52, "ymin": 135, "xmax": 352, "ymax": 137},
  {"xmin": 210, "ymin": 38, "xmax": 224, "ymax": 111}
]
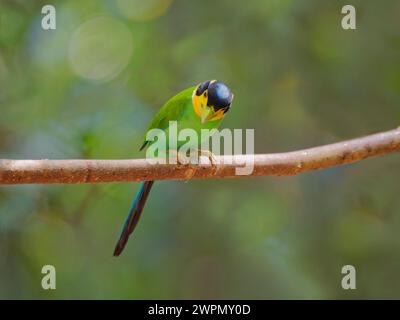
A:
[
  {"xmin": 113, "ymin": 181, "xmax": 154, "ymax": 256},
  {"xmin": 123, "ymin": 181, "xmax": 146, "ymax": 229}
]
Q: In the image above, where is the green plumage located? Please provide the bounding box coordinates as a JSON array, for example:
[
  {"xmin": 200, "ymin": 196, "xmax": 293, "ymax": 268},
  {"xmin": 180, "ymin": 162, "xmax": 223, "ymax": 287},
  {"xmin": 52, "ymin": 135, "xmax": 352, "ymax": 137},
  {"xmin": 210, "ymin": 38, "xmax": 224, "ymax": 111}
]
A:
[{"xmin": 141, "ymin": 86, "xmax": 224, "ymax": 151}]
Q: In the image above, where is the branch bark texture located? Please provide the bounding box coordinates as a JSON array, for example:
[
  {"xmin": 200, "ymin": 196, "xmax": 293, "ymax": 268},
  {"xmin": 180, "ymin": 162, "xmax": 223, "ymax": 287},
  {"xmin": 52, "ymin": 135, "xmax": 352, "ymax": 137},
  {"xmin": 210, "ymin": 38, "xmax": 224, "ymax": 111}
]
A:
[{"xmin": 1, "ymin": 128, "xmax": 399, "ymax": 185}]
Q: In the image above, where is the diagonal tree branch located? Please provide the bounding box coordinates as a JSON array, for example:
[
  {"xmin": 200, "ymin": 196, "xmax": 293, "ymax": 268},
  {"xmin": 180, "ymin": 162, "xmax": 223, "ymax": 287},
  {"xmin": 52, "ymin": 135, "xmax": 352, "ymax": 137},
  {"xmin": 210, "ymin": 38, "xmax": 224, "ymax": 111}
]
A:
[{"xmin": 1, "ymin": 127, "xmax": 400, "ymax": 185}]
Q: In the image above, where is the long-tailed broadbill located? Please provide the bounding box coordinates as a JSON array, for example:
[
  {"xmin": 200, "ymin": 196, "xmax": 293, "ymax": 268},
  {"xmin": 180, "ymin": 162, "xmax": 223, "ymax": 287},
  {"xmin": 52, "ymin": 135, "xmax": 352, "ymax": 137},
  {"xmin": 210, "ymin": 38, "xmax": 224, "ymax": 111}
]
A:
[{"xmin": 114, "ymin": 80, "xmax": 233, "ymax": 256}]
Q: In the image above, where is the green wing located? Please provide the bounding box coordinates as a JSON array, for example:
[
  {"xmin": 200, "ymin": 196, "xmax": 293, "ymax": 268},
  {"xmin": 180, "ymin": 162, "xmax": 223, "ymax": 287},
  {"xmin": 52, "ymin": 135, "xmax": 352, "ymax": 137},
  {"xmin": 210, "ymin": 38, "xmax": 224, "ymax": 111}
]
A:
[{"xmin": 140, "ymin": 86, "xmax": 195, "ymax": 150}]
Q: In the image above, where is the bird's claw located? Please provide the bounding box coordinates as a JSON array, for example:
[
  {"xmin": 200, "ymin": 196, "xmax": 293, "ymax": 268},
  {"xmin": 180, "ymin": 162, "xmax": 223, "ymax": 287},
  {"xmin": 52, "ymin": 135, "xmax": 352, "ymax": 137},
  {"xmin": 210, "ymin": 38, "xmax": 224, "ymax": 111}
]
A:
[
  {"xmin": 197, "ymin": 149, "xmax": 218, "ymax": 167},
  {"xmin": 196, "ymin": 149, "xmax": 219, "ymax": 176},
  {"xmin": 169, "ymin": 149, "xmax": 219, "ymax": 181}
]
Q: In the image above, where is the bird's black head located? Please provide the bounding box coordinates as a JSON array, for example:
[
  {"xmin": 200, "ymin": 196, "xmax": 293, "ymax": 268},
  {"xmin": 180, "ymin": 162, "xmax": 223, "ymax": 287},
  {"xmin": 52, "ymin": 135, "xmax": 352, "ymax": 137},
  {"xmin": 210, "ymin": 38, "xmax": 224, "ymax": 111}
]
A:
[{"xmin": 193, "ymin": 80, "xmax": 233, "ymax": 123}]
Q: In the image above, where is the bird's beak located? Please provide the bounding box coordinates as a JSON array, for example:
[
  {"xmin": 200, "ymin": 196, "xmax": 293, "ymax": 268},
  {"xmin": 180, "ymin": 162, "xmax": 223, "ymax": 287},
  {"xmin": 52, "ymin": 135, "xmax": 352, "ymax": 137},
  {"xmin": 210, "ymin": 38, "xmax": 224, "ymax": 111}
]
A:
[{"xmin": 201, "ymin": 107, "xmax": 214, "ymax": 124}]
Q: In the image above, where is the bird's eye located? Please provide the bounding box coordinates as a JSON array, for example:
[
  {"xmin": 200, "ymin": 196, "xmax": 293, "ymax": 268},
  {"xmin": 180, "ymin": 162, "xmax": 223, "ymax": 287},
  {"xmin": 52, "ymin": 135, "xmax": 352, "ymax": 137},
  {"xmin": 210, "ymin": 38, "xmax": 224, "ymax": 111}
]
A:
[{"xmin": 204, "ymin": 92, "xmax": 207, "ymax": 98}]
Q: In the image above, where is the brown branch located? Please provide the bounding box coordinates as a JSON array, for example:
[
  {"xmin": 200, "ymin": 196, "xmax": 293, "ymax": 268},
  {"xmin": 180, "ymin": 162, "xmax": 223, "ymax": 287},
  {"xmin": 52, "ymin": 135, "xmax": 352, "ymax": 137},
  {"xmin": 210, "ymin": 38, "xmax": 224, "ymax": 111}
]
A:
[{"xmin": 1, "ymin": 128, "xmax": 400, "ymax": 185}]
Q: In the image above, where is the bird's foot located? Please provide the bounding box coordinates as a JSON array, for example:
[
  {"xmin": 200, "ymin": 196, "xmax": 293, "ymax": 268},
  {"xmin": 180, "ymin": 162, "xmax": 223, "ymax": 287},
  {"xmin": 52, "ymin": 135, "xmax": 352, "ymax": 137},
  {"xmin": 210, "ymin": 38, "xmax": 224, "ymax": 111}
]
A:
[
  {"xmin": 168, "ymin": 149, "xmax": 219, "ymax": 181},
  {"xmin": 195, "ymin": 149, "xmax": 219, "ymax": 176},
  {"xmin": 196, "ymin": 149, "xmax": 218, "ymax": 167}
]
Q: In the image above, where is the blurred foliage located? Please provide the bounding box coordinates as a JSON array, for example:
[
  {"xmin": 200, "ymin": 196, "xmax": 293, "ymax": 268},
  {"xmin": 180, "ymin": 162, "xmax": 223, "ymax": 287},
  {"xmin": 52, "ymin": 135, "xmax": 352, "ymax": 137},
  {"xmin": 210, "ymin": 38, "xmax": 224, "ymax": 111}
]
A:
[{"xmin": 0, "ymin": 0, "xmax": 400, "ymax": 299}]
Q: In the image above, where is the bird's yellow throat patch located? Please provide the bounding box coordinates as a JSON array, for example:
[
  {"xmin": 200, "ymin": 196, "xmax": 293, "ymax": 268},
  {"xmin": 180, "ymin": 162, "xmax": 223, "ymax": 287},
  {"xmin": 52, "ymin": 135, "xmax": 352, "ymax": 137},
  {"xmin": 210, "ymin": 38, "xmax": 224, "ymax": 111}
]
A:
[{"xmin": 192, "ymin": 87, "xmax": 225, "ymax": 122}]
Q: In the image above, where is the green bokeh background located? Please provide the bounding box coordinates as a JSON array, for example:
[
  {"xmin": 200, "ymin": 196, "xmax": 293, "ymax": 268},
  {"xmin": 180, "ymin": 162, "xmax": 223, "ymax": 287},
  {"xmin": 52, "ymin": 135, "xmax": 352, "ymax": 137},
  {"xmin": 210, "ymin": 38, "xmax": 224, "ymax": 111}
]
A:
[{"xmin": 0, "ymin": 0, "xmax": 400, "ymax": 299}]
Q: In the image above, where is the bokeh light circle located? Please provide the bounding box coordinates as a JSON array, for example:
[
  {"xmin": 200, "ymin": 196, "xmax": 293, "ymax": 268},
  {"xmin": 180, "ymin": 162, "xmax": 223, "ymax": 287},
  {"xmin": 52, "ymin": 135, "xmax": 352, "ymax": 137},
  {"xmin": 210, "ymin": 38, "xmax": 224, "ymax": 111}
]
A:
[{"xmin": 68, "ymin": 16, "xmax": 133, "ymax": 82}]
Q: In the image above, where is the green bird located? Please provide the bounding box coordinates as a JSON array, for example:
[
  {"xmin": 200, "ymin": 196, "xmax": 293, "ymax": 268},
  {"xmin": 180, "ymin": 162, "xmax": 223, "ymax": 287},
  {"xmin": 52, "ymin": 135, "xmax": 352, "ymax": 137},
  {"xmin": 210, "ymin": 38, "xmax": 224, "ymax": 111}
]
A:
[{"xmin": 113, "ymin": 80, "xmax": 234, "ymax": 256}]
